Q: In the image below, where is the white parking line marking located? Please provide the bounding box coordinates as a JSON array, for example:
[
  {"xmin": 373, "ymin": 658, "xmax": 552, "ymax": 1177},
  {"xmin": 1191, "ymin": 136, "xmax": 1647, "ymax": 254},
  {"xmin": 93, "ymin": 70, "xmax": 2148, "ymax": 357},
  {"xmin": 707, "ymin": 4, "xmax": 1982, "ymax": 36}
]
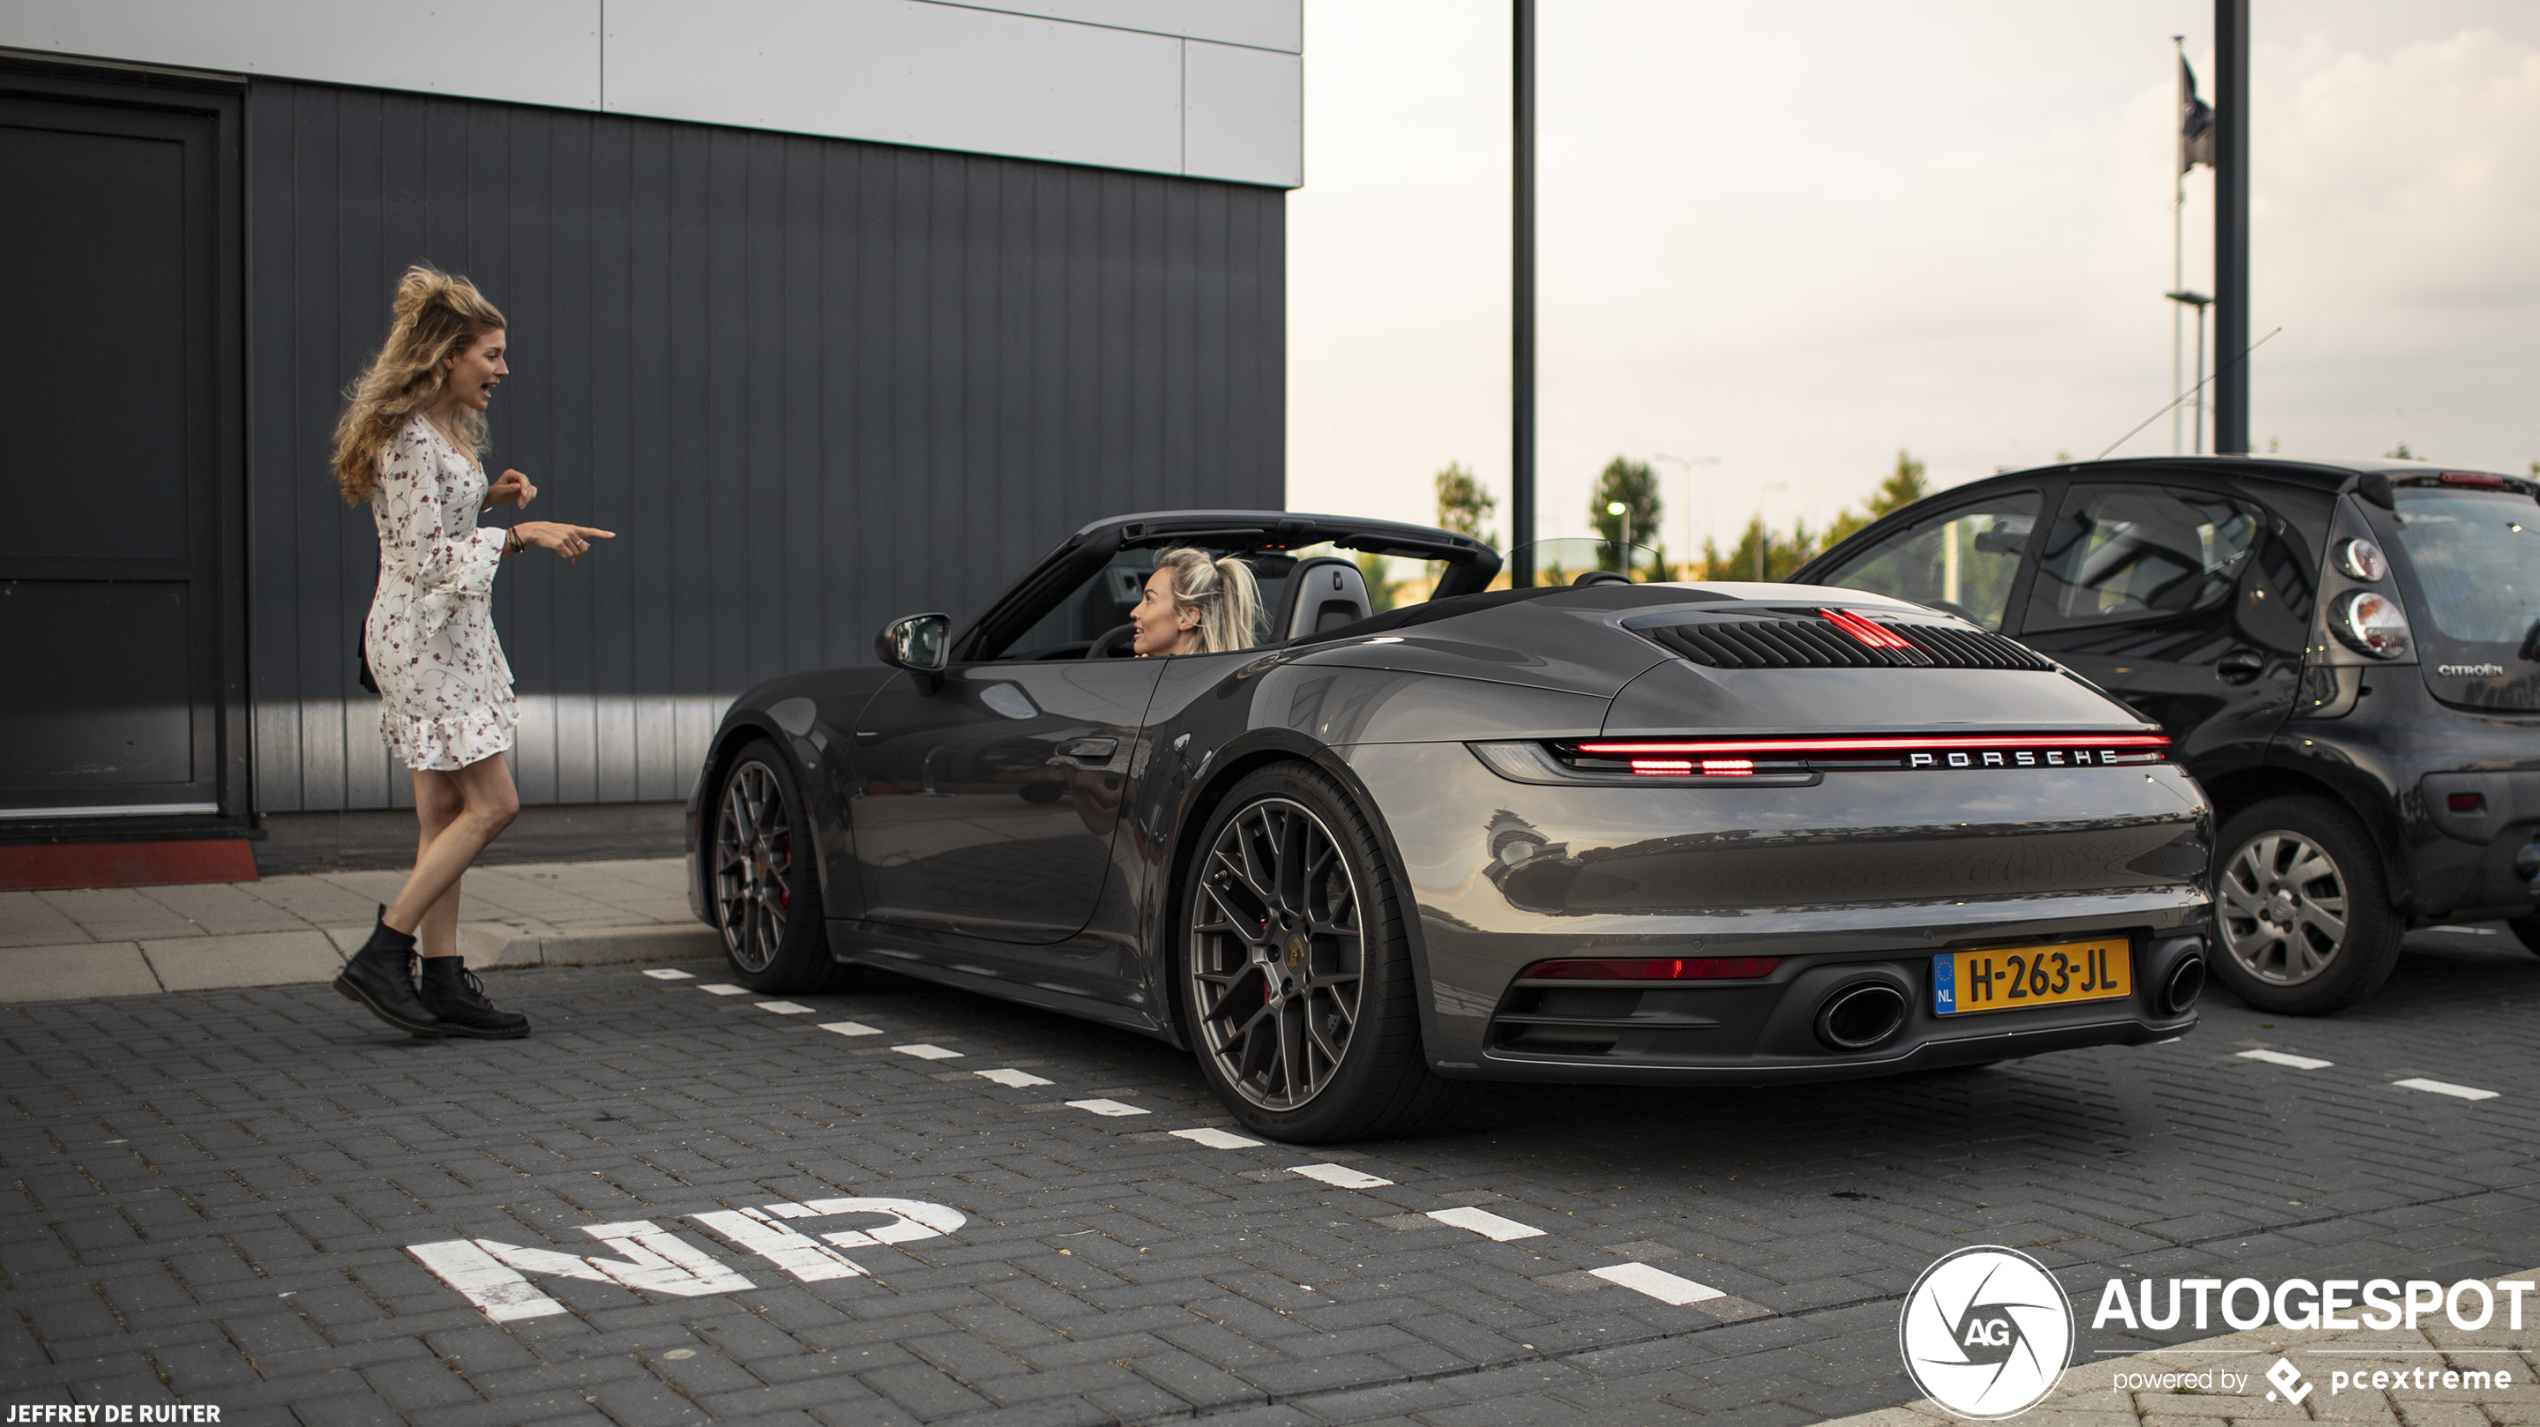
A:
[
  {"xmin": 2393, "ymin": 1077, "xmax": 2498, "ymax": 1101},
  {"xmin": 976, "ymin": 1068, "xmax": 1052, "ymax": 1087},
  {"xmin": 411, "ymin": 1222, "xmax": 758, "ymax": 1323},
  {"xmin": 642, "ymin": 968, "xmax": 696, "ymax": 980},
  {"xmin": 698, "ymin": 984, "xmax": 748, "ymax": 996},
  {"xmin": 1170, "ymin": 1127, "xmax": 1264, "ymax": 1149},
  {"xmin": 689, "ymin": 1209, "xmax": 866, "ymax": 1283},
  {"xmin": 1290, "ymin": 1163, "xmax": 1393, "ymax": 1189},
  {"xmin": 1066, "ymin": 1099, "xmax": 1147, "ymax": 1117},
  {"xmin": 1592, "ymin": 1261, "xmax": 1725, "ymax": 1305},
  {"xmin": 1426, "ymin": 1206, "xmax": 1544, "ymax": 1241},
  {"xmin": 894, "ymin": 1044, "xmax": 963, "ymax": 1060},
  {"xmin": 2238, "ymin": 1049, "xmax": 2333, "ymax": 1070},
  {"xmin": 817, "ymin": 1022, "xmax": 882, "ymax": 1037},
  {"xmin": 2426, "ymin": 926, "xmax": 2495, "ymax": 935},
  {"xmin": 406, "ymin": 1240, "xmax": 569, "ymax": 1321},
  {"xmin": 754, "ymin": 1001, "xmax": 816, "ymax": 1015}
]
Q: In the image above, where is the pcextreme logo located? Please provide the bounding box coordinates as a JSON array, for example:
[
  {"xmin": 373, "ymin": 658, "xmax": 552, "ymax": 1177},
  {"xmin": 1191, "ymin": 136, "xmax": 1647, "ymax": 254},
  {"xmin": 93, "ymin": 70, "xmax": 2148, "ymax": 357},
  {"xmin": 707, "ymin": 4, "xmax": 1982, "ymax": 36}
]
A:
[{"xmin": 1899, "ymin": 1246, "xmax": 2075, "ymax": 1420}]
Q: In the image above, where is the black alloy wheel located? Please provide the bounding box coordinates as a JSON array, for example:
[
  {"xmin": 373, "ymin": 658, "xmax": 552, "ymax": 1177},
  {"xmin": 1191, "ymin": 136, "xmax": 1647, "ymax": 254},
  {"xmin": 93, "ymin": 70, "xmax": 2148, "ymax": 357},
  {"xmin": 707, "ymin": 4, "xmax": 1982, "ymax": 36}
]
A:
[
  {"xmin": 1192, "ymin": 795, "xmax": 1364, "ymax": 1110},
  {"xmin": 1180, "ymin": 763, "xmax": 1466, "ymax": 1142},
  {"xmin": 2209, "ymin": 795, "xmax": 2401, "ymax": 1015},
  {"xmin": 712, "ymin": 740, "xmax": 851, "ymax": 994}
]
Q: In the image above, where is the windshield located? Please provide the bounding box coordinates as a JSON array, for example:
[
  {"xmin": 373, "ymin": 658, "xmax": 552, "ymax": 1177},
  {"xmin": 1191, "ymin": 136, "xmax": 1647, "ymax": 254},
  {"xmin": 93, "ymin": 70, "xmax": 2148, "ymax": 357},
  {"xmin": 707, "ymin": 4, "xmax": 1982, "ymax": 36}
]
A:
[
  {"xmin": 2385, "ymin": 485, "xmax": 2540, "ymax": 709},
  {"xmin": 2388, "ymin": 488, "xmax": 2540, "ymax": 644}
]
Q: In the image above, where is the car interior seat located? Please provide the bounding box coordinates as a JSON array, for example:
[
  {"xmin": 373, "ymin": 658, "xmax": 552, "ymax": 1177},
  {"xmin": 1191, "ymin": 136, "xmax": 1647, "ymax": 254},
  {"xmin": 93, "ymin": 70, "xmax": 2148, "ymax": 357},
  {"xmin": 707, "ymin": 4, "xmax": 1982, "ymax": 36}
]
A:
[{"xmin": 1274, "ymin": 556, "xmax": 1373, "ymax": 641}]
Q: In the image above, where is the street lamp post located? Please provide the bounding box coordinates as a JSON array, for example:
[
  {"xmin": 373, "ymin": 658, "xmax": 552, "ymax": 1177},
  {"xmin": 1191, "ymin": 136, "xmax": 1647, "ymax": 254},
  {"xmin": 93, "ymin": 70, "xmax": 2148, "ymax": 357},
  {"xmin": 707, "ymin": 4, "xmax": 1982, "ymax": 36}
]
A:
[
  {"xmin": 2166, "ymin": 289, "xmax": 2212, "ymax": 453},
  {"xmin": 1511, "ymin": 0, "xmax": 1537, "ymax": 588},
  {"xmin": 1652, "ymin": 453, "xmax": 1719, "ymax": 579},
  {"xmin": 1754, "ymin": 482, "xmax": 1789, "ymax": 581}
]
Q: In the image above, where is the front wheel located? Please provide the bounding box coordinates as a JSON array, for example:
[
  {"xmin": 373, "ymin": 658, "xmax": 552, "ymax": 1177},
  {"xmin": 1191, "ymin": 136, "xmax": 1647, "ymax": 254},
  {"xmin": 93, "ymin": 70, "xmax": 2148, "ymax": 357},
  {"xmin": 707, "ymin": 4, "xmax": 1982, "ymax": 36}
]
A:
[
  {"xmin": 2209, "ymin": 796, "xmax": 2400, "ymax": 1015},
  {"xmin": 712, "ymin": 740, "xmax": 855, "ymax": 994},
  {"xmin": 1177, "ymin": 763, "xmax": 1467, "ymax": 1143}
]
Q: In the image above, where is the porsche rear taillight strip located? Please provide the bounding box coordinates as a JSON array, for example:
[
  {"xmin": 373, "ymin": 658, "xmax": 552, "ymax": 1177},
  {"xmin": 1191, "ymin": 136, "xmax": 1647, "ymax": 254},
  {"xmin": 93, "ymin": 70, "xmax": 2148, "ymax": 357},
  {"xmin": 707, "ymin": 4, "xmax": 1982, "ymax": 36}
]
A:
[{"xmin": 1578, "ymin": 733, "xmax": 2171, "ymax": 757}]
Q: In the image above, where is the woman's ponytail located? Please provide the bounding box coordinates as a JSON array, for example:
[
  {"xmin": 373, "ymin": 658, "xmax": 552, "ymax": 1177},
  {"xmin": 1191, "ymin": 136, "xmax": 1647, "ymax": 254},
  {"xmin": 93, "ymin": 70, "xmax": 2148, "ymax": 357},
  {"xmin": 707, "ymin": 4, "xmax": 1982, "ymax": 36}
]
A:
[
  {"xmin": 331, "ymin": 265, "xmax": 508, "ymax": 503},
  {"xmin": 1152, "ymin": 547, "xmax": 1264, "ymax": 655}
]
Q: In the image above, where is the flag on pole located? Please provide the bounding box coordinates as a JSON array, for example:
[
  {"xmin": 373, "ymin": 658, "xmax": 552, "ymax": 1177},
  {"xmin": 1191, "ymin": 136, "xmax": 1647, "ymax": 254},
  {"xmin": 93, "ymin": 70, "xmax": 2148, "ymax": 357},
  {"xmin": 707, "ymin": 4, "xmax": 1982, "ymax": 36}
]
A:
[{"xmin": 2179, "ymin": 55, "xmax": 2216, "ymax": 173}]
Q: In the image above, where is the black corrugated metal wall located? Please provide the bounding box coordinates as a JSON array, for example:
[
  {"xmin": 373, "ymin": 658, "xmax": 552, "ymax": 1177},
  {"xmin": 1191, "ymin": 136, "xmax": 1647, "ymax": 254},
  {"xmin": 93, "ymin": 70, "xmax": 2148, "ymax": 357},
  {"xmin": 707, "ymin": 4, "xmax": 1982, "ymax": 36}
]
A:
[{"xmin": 247, "ymin": 78, "xmax": 1285, "ymax": 812}]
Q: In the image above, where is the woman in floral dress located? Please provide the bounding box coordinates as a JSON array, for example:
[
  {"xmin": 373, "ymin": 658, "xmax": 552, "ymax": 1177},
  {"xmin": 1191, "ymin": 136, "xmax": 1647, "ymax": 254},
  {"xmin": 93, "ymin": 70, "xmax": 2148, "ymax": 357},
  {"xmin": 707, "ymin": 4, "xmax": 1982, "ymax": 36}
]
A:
[{"xmin": 328, "ymin": 267, "xmax": 614, "ymax": 1039}]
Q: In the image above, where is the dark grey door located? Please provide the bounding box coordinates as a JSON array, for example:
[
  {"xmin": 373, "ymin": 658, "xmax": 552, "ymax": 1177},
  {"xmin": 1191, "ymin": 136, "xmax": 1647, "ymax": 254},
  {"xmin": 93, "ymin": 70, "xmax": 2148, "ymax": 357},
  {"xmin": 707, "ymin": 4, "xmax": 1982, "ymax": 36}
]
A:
[
  {"xmin": 0, "ymin": 85, "xmax": 240, "ymax": 822},
  {"xmin": 2011, "ymin": 482, "xmax": 2305, "ymax": 766},
  {"xmin": 849, "ymin": 661, "xmax": 1164, "ymax": 943}
]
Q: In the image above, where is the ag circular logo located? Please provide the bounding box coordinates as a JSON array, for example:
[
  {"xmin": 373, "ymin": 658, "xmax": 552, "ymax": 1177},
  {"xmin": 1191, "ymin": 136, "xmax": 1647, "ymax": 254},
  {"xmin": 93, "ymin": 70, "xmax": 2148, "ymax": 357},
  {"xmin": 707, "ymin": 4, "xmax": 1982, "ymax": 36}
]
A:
[{"xmin": 1898, "ymin": 1245, "xmax": 2073, "ymax": 1419}]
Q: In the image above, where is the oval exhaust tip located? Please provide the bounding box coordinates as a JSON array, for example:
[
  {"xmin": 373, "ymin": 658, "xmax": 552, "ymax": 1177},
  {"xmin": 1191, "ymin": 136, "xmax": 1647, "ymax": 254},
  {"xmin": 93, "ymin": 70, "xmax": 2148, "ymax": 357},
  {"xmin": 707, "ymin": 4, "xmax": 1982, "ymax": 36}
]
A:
[
  {"xmin": 2164, "ymin": 956, "xmax": 2206, "ymax": 1016},
  {"xmin": 1816, "ymin": 983, "xmax": 1907, "ymax": 1051}
]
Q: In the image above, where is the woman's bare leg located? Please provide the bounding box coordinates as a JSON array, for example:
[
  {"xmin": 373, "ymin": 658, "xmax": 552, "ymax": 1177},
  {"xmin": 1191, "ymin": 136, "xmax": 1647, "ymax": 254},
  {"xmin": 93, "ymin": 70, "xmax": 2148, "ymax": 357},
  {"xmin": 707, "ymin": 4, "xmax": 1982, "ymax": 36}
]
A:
[
  {"xmin": 411, "ymin": 770, "xmax": 469, "ymax": 959},
  {"xmin": 383, "ymin": 753, "xmax": 518, "ymax": 936}
]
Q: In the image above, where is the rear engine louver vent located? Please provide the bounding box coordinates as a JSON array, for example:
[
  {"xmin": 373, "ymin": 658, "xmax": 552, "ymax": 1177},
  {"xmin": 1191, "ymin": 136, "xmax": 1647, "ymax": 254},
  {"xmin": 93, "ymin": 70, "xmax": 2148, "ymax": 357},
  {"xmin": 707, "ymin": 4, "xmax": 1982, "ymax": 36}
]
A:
[{"xmin": 1643, "ymin": 618, "xmax": 2053, "ymax": 671}]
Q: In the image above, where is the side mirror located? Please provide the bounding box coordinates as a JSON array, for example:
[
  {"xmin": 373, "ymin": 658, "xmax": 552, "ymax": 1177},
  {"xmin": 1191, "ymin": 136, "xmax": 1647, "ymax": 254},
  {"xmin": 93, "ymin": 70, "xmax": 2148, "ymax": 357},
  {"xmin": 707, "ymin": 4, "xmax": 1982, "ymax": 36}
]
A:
[{"xmin": 876, "ymin": 613, "xmax": 951, "ymax": 675}]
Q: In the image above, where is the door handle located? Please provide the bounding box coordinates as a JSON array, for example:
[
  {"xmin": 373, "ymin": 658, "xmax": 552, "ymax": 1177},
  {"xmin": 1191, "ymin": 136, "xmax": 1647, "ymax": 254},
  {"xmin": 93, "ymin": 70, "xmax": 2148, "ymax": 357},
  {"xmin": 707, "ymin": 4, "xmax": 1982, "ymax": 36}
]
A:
[
  {"xmin": 1055, "ymin": 736, "xmax": 1118, "ymax": 764},
  {"xmin": 2215, "ymin": 649, "xmax": 2265, "ymax": 684}
]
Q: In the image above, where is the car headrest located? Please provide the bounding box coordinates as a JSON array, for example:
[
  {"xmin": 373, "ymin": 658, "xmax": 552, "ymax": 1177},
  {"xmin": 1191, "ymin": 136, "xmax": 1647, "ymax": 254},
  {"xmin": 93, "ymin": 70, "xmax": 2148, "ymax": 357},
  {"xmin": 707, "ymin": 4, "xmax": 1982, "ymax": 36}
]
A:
[{"xmin": 1279, "ymin": 556, "xmax": 1372, "ymax": 641}]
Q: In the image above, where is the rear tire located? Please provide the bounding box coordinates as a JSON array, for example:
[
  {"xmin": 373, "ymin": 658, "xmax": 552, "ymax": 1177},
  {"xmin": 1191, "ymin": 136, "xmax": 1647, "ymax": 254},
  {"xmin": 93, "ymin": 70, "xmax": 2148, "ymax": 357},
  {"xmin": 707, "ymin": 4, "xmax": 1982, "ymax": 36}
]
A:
[
  {"xmin": 711, "ymin": 740, "xmax": 856, "ymax": 995},
  {"xmin": 2210, "ymin": 796, "xmax": 2400, "ymax": 1015},
  {"xmin": 1177, "ymin": 763, "xmax": 1468, "ymax": 1143}
]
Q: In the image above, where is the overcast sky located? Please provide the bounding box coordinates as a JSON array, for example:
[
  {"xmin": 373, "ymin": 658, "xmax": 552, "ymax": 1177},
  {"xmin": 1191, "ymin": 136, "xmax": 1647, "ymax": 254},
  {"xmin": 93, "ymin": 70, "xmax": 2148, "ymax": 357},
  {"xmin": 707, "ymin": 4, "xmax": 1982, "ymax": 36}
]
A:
[{"xmin": 1284, "ymin": 1, "xmax": 2540, "ymax": 556}]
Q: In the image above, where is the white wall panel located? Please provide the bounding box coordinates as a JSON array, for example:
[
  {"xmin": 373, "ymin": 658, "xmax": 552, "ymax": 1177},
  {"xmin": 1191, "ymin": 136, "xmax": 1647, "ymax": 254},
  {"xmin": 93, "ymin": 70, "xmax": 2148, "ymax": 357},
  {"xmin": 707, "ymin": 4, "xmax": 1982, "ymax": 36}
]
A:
[
  {"xmin": 948, "ymin": 1, "xmax": 1301, "ymax": 53},
  {"xmin": 6, "ymin": 0, "xmax": 1303, "ymax": 187},
  {"xmin": 1183, "ymin": 40, "xmax": 1301, "ymax": 187},
  {"xmin": 0, "ymin": 0, "xmax": 601, "ymax": 110},
  {"xmin": 603, "ymin": 0, "xmax": 1183, "ymax": 176}
]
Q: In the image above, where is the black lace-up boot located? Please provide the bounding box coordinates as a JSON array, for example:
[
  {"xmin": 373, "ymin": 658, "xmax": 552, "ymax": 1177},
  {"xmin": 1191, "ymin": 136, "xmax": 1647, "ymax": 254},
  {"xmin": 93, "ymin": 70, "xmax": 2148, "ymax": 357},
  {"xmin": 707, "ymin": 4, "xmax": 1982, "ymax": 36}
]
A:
[
  {"xmin": 418, "ymin": 957, "xmax": 532, "ymax": 1039},
  {"xmin": 333, "ymin": 909, "xmax": 444, "ymax": 1038}
]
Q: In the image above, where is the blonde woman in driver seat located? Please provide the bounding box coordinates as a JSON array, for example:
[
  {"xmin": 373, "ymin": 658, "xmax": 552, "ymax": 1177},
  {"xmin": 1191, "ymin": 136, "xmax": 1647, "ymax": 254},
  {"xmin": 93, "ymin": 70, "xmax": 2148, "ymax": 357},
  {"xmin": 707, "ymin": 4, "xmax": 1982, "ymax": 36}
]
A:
[{"xmin": 1131, "ymin": 547, "xmax": 1261, "ymax": 656}]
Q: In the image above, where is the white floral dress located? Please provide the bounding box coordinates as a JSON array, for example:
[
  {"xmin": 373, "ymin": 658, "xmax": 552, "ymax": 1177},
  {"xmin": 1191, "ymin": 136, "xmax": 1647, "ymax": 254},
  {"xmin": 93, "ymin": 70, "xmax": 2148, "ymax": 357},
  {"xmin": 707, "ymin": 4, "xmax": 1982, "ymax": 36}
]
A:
[{"xmin": 363, "ymin": 415, "xmax": 517, "ymax": 771}]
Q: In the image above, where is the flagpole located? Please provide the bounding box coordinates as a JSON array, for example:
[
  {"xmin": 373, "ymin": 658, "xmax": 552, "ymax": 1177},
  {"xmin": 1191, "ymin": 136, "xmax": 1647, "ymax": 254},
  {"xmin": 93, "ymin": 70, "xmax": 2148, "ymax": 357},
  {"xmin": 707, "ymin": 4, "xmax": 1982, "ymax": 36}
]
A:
[{"xmin": 2172, "ymin": 35, "xmax": 2187, "ymax": 457}]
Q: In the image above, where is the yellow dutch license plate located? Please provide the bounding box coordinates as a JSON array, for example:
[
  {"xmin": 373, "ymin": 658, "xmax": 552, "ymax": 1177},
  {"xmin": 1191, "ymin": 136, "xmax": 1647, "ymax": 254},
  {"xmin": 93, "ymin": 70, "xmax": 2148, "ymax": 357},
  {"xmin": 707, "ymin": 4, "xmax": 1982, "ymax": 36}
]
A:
[{"xmin": 1934, "ymin": 938, "xmax": 2130, "ymax": 1015}]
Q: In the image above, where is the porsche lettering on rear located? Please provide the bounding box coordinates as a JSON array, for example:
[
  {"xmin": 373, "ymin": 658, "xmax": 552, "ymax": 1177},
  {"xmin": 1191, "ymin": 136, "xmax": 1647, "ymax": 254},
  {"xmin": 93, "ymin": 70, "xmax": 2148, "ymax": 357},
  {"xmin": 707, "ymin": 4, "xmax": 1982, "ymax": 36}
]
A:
[{"xmin": 1901, "ymin": 747, "xmax": 2154, "ymax": 769}]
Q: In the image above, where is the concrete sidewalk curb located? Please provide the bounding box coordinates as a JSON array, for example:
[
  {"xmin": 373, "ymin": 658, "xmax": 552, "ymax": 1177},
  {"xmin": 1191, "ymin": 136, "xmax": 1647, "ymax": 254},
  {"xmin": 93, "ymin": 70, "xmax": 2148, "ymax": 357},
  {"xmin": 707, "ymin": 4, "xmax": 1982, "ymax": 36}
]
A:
[
  {"xmin": 454, "ymin": 921, "xmax": 723, "ymax": 970},
  {"xmin": 0, "ymin": 921, "xmax": 721, "ymax": 1003}
]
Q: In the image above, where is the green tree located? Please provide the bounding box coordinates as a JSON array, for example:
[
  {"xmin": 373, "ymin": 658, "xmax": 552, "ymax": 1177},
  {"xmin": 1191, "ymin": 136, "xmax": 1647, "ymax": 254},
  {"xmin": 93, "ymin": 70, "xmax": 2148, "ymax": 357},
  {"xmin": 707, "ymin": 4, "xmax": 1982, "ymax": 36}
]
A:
[
  {"xmin": 1824, "ymin": 450, "xmax": 1931, "ymax": 547},
  {"xmin": 1700, "ymin": 516, "xmax": 1819, "ymax": 582},
  {"xmin": 1355, "ymin": 551, "xmax": 1398, "ymax": 612},
  {"xmin": 1589, "ymin": 456, "xmax": 1664, "ymax": 549},
  {"xmin": 2386, "ymin": 440, "xmax": 2414, "ymax": 460},
  {"xmin": 1433, "ymin": 462, "xmax": 1498, "ymax": 548}
]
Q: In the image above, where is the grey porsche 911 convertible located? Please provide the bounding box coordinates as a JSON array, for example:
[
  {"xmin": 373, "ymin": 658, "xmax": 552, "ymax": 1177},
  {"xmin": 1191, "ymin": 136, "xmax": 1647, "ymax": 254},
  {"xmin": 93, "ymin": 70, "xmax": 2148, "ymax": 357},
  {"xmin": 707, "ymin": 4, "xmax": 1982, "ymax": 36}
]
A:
[{"xmin": 686, "ymin": 510, "xmax": 2211, "ymax": 1142}]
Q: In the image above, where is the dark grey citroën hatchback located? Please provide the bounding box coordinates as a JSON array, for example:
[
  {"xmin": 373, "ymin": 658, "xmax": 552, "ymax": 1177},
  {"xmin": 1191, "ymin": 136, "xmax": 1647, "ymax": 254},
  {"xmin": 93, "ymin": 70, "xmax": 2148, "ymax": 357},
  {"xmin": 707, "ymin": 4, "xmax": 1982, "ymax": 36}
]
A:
[{"xmin": 1801, "ymin": 455, "xmax": 2540, "ymax": 1015}]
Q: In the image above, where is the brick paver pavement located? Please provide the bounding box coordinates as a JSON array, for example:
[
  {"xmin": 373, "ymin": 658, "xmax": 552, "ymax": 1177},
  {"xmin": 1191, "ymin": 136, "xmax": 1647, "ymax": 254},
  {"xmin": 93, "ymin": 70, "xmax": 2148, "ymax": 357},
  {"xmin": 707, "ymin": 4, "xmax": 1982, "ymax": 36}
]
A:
[{"xmin": 1, "ymin": 925, "xmax": 2534, "ymax": 1425}]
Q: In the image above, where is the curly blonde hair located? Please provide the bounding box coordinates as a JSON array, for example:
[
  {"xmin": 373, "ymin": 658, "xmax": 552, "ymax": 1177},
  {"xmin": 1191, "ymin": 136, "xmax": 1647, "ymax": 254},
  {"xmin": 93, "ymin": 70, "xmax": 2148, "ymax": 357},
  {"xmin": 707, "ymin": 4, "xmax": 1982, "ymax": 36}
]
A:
[
  {"xmin": 332, "ymin": 266, "xmax": 507, "ymax": 503},
  {"xmin": 1152, "ymin": 547, "xmax": 1263, "ymax": 655}
]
